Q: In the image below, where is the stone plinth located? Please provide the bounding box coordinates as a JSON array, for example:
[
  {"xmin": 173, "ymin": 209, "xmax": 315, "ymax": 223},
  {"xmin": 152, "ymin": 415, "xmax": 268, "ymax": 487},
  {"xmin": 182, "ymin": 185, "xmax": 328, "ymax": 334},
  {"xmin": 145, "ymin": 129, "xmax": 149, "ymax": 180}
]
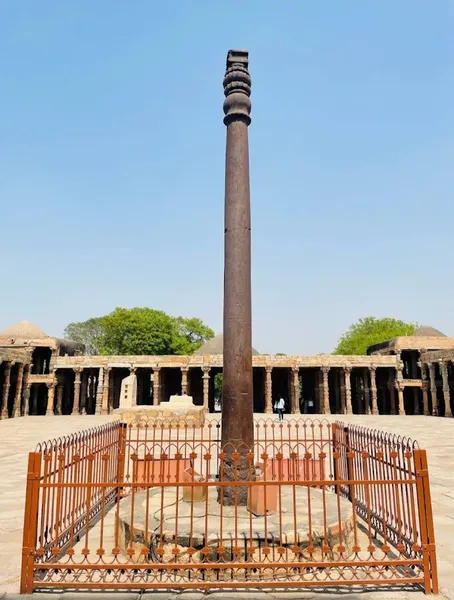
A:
[
  {"xmin": 119, "ymin": 373, "xmax": 137, "ymax": 408},
  {"xmin": 114, "ymin": 394, "xmax": 205, "ymax": 427},
  {"xmin": 118, "ymin": 486, "xmax": 355, "ymax": 566}
]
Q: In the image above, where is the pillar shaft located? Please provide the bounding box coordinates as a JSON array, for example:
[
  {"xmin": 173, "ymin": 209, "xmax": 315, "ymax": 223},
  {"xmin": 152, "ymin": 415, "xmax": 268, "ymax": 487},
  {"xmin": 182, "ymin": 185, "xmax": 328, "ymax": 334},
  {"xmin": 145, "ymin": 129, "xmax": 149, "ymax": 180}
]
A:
[
  {"xmin": 202, "ymin": 367, "xmax": 210, "ymax": 411},
  {"xmin": 102, "ymin": 368, "xmax": 110, "ymax": 414},
  {"xmin": 321, "ymin": 367, "xmax": 331, "ymax": 414},
  {"xmin": 1, "ymin": 362, "xmax": 12, "ymax": 419},
  {"xmin": 265, "ymin": 366, "xmax": 273, "ymax": 414},
  {"xmin": 153, "ymin": 367, "xmax": 160, "ymax": 406},
  {"xmin": 22, "ymin": 365, "xmax": 31, "ymax": 417},
  {"xmin": 429, "ymin": 363, "xmax": 437, "ymax": 413},
  {"xmin": 56, "ymin": 383, "xmax": 64, "ymax": 416},
  {"xmin": 221, "ymin": 50, "xmax": 253, "ymax": 454},
  {"xmin": 13, "ymin": 363, "xmax": 25, "ymax": 418},
  {"xmin": 370, "ymin": 366, "xmax": 378, "ymax": 415},
  {"xmin": 421, "ymin": 363, "xmax": 429, "ymax": 415},
  {"xmin": 292, "ymin": 367, "xmax": 300, "ymax": 414},
  {"xmin": 440, "ymin": 361, "xmax": 452, "ymax": 418},
  {"xmin": 181, "ymin": 367, "xmax": 189, "ymax": 395},
  {"xmin": 72, "ymin": 369, "xmax": 82, "ymax": 415},
  {"xmin": 46, "ymin": 380, "xmax": 56, "ymax": 416},
  {"xmin": 344, "ymin": 367, "xmax": 352, "ymax": 414}
]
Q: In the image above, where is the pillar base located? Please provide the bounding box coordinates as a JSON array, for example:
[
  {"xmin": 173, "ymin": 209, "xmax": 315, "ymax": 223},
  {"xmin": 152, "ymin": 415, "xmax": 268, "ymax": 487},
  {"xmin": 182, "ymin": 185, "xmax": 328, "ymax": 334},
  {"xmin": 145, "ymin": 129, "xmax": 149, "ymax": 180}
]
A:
[{"xmin": 46, "ymin": 410, "xmax": 54, "ymax": 416}]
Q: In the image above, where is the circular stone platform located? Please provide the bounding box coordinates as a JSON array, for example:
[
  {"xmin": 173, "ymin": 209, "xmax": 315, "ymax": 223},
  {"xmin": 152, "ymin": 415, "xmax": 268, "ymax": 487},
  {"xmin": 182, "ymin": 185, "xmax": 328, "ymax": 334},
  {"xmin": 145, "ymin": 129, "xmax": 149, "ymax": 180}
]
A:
[{"xmin": 118, "ymin": 485, "xmax": 356, "ymax": 564}]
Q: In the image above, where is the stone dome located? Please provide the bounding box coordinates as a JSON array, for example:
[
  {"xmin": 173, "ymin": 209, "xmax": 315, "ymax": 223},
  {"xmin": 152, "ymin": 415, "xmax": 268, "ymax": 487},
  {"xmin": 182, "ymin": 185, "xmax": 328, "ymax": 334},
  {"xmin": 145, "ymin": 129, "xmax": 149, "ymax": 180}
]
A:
[
  {"xmin": 194, "ymin": 333, "xmax": 259, "ymax": 355},
  {"xmin": 0, "ymin": 320, "xmax": 48, "ymax": 340},
  {"xmin": 410, "ymin": 326, "xmax": 446, "ymax": 338}
]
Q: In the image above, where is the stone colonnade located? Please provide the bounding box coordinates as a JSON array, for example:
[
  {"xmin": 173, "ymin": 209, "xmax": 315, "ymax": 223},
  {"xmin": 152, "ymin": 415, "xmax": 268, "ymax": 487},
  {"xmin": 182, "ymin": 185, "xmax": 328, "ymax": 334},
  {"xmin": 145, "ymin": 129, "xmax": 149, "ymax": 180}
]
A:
[
  {"xmin": 2, "ymin": 355, "xmax": 453, "ymax": 418},
  {"xmin": 420, "ymin": 358, "xmax": 453, "ymax": 418}
]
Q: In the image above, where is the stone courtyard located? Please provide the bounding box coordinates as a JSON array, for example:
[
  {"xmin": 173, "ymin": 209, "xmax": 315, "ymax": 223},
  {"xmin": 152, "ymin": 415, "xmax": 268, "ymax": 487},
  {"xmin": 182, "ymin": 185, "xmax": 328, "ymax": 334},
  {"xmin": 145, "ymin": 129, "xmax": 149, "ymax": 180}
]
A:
[{"xmin": 1, "ymin": 414, "xmax": 453, "ymax": 599}]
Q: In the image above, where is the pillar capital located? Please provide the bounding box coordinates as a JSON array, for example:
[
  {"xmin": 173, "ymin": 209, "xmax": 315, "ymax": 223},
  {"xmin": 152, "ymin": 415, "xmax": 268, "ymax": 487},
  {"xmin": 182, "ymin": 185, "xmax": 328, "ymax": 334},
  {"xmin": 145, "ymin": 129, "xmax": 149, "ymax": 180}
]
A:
[
  {"xmin": 202, "ymin": 366, "xmax": 211, "ymax": 376},
  {"xmin": 181, "ymin": 365, "xmax": 190, "ymax": 372},
  {"xmin": 369, "ymin": 364, "xmax": 377, "ymax": 373},
  {"xmin": 321, "ymin": 366, "xmax": 330, "ymax": 375},
  {"xmin": 153, "ymin": 365, "xmax": 161, "ymax": 373},
  {"xmin": 265, "ymin": 365, "xmax": 273, "ymax": 374},
  {"xmin": 292, "ymin": 365, "xmax": 299, "ymax": 374},
  {"xmin": 223, "ymin": 49, "xmax": 251, "ymax": 126},
  {"xmin": 343, "ymin": 365, "xmax": 352, "ymax": 374}
]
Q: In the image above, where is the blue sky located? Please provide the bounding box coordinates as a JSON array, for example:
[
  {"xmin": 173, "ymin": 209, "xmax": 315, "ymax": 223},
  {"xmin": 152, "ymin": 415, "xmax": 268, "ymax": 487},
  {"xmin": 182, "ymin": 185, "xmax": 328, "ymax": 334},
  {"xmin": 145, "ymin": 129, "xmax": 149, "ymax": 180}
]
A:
[{"xmin": 1, "ymin": 1, "xmax": 453, "ymax": 354}]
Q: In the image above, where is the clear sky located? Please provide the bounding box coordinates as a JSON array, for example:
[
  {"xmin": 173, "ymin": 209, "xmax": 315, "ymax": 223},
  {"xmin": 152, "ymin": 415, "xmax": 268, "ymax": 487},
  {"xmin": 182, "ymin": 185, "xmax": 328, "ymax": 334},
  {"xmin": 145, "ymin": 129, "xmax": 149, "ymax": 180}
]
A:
[{"xmin": 1, "ymin": 1, "xmax": 453, "ymax": 355}]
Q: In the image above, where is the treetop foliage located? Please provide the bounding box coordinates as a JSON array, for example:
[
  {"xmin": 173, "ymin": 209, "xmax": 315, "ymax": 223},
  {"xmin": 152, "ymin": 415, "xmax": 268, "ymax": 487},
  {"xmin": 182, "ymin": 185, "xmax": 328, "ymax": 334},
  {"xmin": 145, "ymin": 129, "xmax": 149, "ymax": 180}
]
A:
[
  {"xmin": 63, "ymin": 307, "xmax": 214, "ymax": 356},
  {"xmin": 333, "ymin": 316, "xmax": 416, "ymax": 356}
]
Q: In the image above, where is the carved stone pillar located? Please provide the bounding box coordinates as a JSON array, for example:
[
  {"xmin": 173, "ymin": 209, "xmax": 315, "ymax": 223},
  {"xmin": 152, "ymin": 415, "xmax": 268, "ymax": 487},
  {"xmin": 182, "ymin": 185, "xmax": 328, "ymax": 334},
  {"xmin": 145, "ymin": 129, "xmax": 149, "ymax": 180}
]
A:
[
  {"xmin": 202, "ymin": 366, "xmax": 210, "ymax": 411},
  {"xmin": 428, "ymin": 363, "xmax": 437, "ymax": 414},
  {"xmin": 440, "ymin": 360, "xmax": 452, "ymax": 418},
  {"xmin": 153, "ymin": 367, "xmax": 161, "ymax": 406},
  {"xmin": 55, "ymin": 381, "xmax": 64, "ymax": 416},
  {"xmin": 12, "ymin": 363, "xmax": 25, "ymax": 418},
  {"xmin": 363, "ymin": 369, "xmax": 371, "ymax": 415},
  {"xmin": 265, "ymin": 366, "xmax": 273, "ymax": 414},
  {"xmin": 321, "ymin": 366, "xmax": 331, "ymax": 414},
  {"xmin": 1, "ymin": 362, "xmax": 13, "ymax": 419},
  {"xmin": 181, "ymin": 366, "xmax": 189, "ymax": 395},
  {"xmin": 46, "ymin": 378, "xmax": 57, "ymax": 416},
  {"xmin": 344, "ymin": 366, "xmax": 352, "ymax": 414},
  {"xmin": 292, "ymin": 366, "xmax": 300, "ymax": 414},
  {"xmin": 22, "ymin": 365, "xmax": 31, "ymax": 416},
  {"xmin": 102, "ymin": 368, "xmax": 110, "ymax": 414},
  {"xmin": 369, "ymin": 365, "xmax": 378, "ymax": 415},
  {"xmin": 396, "ymin": 381, "xmax": 405, "ymax": 415},
  {"xmin": 72, "ymin": 368, "xmax": 82, "ymax": 415},
  {"xmin": 421, "ymin": 363, "xmax": 429, "ymax": 415},
  {"xmin": 95, "ymin": 367, "xmax": 104, "ymax": 415}
]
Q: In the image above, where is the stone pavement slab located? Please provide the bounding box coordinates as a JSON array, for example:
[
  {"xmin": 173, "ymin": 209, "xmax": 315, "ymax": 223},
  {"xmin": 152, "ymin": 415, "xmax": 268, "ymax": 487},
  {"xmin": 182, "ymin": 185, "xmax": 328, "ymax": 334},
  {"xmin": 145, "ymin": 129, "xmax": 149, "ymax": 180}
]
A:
[{"xmin": 0, "ymin": 414, "xmax": 452, "ymax": 598}]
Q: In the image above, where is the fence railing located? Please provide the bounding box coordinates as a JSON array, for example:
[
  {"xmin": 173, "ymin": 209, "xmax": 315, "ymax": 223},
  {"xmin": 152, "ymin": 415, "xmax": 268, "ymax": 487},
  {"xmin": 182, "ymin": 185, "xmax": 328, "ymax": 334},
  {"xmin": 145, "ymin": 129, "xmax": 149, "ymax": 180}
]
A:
[{"xmin": 20, "ymin": 417, "xmax": 438, "ymax": 594}]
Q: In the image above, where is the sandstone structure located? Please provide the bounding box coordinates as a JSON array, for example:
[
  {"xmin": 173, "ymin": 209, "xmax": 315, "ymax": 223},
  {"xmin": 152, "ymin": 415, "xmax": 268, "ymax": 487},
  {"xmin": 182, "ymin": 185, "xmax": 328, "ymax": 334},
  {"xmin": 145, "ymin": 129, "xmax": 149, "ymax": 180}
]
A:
[{"xmin": 1, "ymin": 319, "xmax": 454, "ymax": 419}]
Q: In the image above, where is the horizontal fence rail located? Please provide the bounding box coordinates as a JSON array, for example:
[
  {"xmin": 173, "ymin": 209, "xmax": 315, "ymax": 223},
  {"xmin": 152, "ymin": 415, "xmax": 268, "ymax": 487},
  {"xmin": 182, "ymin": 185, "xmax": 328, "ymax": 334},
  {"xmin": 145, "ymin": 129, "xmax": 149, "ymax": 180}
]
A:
[{"xmin": 20, "ymin": 417, "xmax": 438, "ymax": 594}]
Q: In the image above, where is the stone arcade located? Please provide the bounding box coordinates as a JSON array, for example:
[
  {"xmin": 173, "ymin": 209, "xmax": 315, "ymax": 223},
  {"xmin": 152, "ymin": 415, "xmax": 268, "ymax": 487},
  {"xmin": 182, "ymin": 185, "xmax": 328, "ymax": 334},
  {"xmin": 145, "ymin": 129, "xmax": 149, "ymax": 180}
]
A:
[{"xmin": 1, "ymin": 321, "xmax": 454, "ymax": 418}]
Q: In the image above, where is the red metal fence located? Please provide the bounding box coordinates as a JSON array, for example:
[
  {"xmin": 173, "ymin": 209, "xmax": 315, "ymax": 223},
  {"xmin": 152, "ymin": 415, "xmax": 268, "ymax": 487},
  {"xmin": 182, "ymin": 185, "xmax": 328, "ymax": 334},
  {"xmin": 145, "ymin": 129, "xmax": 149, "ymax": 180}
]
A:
[{"xmin": 20, "ymin": 417, "xmax": 438, "ymax": 594}]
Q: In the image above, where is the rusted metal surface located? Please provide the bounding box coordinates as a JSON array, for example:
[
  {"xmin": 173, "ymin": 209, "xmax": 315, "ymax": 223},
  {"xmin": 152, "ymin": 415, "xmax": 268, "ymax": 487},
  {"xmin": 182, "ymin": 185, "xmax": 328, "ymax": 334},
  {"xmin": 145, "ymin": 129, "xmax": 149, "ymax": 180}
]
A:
[
  {"xmin": 222, "ymin": 50, "xmax": 254, "ymax": 504},
  {"xmin": 20, "ymin": 418, "xmax": 438, "ymax": 594}
]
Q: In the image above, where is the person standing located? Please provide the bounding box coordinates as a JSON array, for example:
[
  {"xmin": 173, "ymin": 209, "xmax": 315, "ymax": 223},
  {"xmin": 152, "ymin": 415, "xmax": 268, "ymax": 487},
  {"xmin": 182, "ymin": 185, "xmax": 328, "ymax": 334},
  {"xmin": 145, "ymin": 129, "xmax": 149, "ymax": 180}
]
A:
[{"xmin": 277, "ymin": 396, "xmax": 285, "ymax": 421}]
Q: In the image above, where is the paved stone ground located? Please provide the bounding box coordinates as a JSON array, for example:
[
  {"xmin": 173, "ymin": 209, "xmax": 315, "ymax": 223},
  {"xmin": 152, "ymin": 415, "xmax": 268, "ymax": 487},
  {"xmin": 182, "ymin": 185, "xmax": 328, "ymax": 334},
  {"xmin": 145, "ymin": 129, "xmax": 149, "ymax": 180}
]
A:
[{"xmin": 0, "ymin": 414, "xmax": 452, "ymax": 599}]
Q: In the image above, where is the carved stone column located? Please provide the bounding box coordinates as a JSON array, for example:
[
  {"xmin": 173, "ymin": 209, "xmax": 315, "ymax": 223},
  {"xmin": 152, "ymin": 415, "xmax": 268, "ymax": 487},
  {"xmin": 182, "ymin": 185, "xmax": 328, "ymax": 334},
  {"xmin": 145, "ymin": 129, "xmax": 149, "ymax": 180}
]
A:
[
  {"xmin": 396, "ymin": 381, "xmax": 405, "ymax": 415},
  {"xmin": 153, "ymin": 367, "xmax": 161, "ymax": 406},
  {"xmin": 95, "ymin": 367, "xmax": 104, "ymax": 415},
  {"xmin": 440, "ymin": 360, "xmax": 452, "ymax": 418},
  {"xmin": 46, "ymin": 378, "xmax": 57, "ymax": 416},
  {"xmin": 421, "ymin": 363, "xmax": 429, "ymax": 415},
  {"xmin": 102, "ymin": 368, "xmax": 111, "ymax": 414},
  {"xmin": 55, "ymin": 381, "xmax": 64, "ymax": 416},
  {"xmin": 363, "ymin": 369, "xmax": 371, "ymax": 414},
  {"xmin": 72, "ymin": 368, "xmax": 82, "ymax": 415},
  {"xmin": 344, "ymin": 366, "xmax": 352, "ymax": 414},
  {"xmin": 181, "ymin": 366, "xmax": 189, "ymax": 395},
  {"xmin": 369, "ymin": 365, "xmax": 378, "ymax": 415},
  {"xmin": 22, "ymin": 365, "xmax": 32, "ymax": 416},
  {"xmin": 428, "ymin": 363, "xmax": 437, "ymax": 414},
  {"xmin": 1, "ymin": 362, "xmax": 13, "ymax": 419},
  {"xmin": 321, "ymin": 366, "xmax": 331, "ymax": 414},
  {"xmin": 202, "ymin": 366, "xmax": 210, "ymax": 411},
  {"xmin": 264, "ymin": 366, "xmax": 273, "ymax": 414},
  {"xmin": 292, "ymin": 366, "xmax": 301, "ymax": 414},
  {"xmin": 12, "ymin": 363, "xmax": 25, "ymax": 418}
]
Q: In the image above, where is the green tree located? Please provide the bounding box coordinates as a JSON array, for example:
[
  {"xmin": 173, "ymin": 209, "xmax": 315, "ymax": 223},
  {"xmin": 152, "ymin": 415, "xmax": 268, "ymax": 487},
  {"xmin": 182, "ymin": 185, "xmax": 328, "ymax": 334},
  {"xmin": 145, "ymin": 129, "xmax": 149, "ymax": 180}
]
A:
[
  {"xmin": 333, "ymin": 317, "xmax": 416, "ymax": 355},
  {"xmin": 63, "ymin": 318, "xmax": 104, "ymax": 355},
  {"xmin": 64, "ymin": 307, "xmax": 214, "ymax": 356},
  {"xmin": 214, "ymin": 373, "xmax": 223, "ymax": 399}
]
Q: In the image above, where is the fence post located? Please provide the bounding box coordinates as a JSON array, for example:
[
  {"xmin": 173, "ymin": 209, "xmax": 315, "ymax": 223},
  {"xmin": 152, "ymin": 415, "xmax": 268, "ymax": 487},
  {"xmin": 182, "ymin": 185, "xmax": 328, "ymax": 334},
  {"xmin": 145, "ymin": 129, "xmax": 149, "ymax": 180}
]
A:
[
  {"xmin": 344, "ymin": 426, "xmax": 352, "ymax": 501},
  {"xmin": 20, "ymin": 452, "xmax": 42, "ymax": 594},
  {"xmin": 117, "ymin": 422, "xmax": 127, "ymax": 499},
  {"xmin": 332, "ymin": 423, "xmax": 338, "ymax": 482},
  {"xmin": 414, "ymin": 449, "xmax": 439, "ymax": 595}
]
